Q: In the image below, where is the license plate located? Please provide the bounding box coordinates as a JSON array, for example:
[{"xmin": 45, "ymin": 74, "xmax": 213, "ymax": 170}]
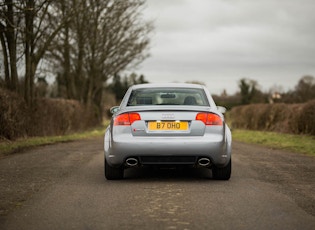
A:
[{"xmin": 148, "ymin": 121, "xmax": 188, "ymax": 131}]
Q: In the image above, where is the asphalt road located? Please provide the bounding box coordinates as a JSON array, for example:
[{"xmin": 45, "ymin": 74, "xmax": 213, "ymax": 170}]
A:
[{"xmin": 0, "ymin": 137, "xmax": 314, "ymax": 230}]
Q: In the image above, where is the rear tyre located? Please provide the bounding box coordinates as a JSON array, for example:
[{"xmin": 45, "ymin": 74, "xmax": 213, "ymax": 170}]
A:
[
  {"xmin": 104, "ymin": 159, "xmax": 124, "ymax": 180},
  {"xmin": 212, "ymin": 159, "xmax": 231, "ymax": 180}
]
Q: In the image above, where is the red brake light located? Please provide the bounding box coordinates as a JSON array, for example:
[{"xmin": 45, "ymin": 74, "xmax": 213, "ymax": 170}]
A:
[
  {"xmin": 196, "ymin": 113, "xmax": 223, "ymax": 126},
  {"xmin": 114, "ymin": 113, "xmax": 141, "ymax": 126},
  {"xmin": 129, "ymin": 113, "xmax": 141, "ymax": 124}
]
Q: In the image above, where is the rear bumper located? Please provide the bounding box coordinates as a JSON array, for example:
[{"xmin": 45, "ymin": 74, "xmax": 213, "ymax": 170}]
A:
[{"xmin": 104, "ymin": 134, "xmax": 231, "ymax": 168}]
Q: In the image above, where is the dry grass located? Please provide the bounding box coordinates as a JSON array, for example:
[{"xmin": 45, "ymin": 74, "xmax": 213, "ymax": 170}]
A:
[
  {"xmin": 232, "ymin": 129, "xmax": 315, "ymax": 156},
  {"xmin": 0, "ymin": 121, "xmax": 109, "ymax": 157}
]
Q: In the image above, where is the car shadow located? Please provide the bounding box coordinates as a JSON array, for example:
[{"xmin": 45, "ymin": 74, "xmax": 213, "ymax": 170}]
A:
[{"xmin": 123, "ymin": 166, "xmax": 214, "ymax": 181}]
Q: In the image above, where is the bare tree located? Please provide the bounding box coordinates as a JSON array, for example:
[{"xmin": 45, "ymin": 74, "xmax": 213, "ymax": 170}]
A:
[
  {"xmin": 1, "ymin": 0, "xmax": 71, "ymax": 105},
  {"xmin": 0, "ymin": 0, "xmax": 19, "ymax": 91},
  {"xmin": 48, "ymin": 0, "xmax": 152, "ymax": 114},
  {"xmin": 46, "ymin": 0, "xmax": 77, "ymax": 100},
  {"xmin": 82, "ymin": 0, "xmax": 152, "ymax": 110},
  {"xmin": 1, "ymin": 0, "xmax": 152, "ymax": 114},
  {"xmin": 238, "ymin": 78, "xmax": 265, "ymax": 104},
  {"xmin": 294, "ymin": 75, "xmax": 315, "ymax": 102},
  {"xmin": 21, "ymin": 0, "xmax": 71, "ymax": 105}
]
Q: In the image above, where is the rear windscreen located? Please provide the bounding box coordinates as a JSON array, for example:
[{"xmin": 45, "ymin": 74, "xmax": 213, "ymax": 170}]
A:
[{"xmin": 127, "ymin": 88, "xmax": 209, "ymax": 106}]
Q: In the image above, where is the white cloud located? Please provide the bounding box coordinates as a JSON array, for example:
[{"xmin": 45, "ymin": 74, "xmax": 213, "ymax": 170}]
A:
[{"xmin": 138, "ymin": 0, "xmax": 315, "ymax": 94}]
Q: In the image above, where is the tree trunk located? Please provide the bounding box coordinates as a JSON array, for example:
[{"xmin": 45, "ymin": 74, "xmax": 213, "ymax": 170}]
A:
[
  {"xmin": 0, "ymin": 0, "xmax": 19, "ymax": 92},
  {"xmin": 24, "ymin": 0, "xmax": 35, "ymax": 106},
  {"xmin": 6, "ymin": 0, "xmax": 18, "ymax": 91},
  {"xmin": 0, "ymin": 26, "xmax": 10, "ymax": 88},
  {"xmin": 64, "ymin": 24, "xmax": 72, "ymax": 99}
]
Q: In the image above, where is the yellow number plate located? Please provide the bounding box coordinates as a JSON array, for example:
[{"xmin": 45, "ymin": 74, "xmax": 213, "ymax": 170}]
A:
[{"xmin": 148, "ymin": 121, "xmax": 188, "ymax": 131}]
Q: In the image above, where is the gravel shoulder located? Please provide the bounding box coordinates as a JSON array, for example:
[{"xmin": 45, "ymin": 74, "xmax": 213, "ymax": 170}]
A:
[
  {"xmin": 0, "ymin": 137, "xmax": 103, "ymax": 218},
  {"xmin": 233, "ymin": 141, "xmax": 315, "ymax": 216}
]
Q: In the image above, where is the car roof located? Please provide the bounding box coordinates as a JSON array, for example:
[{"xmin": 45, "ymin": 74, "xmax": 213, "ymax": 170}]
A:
[{"xmin": 129, "ymin": 83, "xmax": 207, "ymax": 90}]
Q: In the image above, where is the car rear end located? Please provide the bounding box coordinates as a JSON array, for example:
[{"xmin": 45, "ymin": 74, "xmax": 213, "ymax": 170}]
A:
[{"xmin": 104, "ymin": 84, "xmax": 232, "ymax": 180}]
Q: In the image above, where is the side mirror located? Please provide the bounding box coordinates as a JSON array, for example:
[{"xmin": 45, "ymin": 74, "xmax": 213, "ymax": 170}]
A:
[
  {"xmin": 110, "ymin": 106, "xmax": 119, "ymax": 114},
  {"xmin": 217, "ymin": 106, "xmax": 227, "ymax": 114}
]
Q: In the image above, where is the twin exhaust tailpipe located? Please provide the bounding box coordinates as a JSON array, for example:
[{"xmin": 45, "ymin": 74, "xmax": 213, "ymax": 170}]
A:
[
  {"xmin": 125, "ymin": 158, "xmax": 139, "ymax": 167},
  {"xmin": 126, "ymin": 157, "xmax": 211, "ymax": 167},
  {"xmin": 198, "ymin": 158, "xmax": 211, "ymax": 167}
]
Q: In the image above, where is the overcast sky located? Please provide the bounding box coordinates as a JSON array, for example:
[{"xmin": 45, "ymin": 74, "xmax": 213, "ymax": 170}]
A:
[{"xmin": 138, "ymin": 0, "xmax": 315, "ymax": 95}]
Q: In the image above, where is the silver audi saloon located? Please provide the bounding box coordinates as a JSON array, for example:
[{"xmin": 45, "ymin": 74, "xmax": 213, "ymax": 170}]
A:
[{"xmin": 104, "ymin": 83, "xmax": 232, "ymax": 180}]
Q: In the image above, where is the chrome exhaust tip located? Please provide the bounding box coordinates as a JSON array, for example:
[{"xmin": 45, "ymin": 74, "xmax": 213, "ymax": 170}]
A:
[
  {"xmin": 126, "ymin": 158, "xmax": 139, "ymax": 167},
  {"xmin": 198, "ymin": 158, "xmax": 211, "ymax": 167}
]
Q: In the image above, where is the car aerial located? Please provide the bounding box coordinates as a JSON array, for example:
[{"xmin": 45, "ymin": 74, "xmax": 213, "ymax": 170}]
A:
[{"xmin": 104, "ymin": 83, "xmax": 232, "ymax": 180}]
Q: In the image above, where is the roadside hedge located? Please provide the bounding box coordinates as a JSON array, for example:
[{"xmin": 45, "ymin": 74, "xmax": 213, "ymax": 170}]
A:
[
  {"xmin": 0, "ymin": 88, "xmax": 99, "ymax": 140},
  {"xmin": 0, "ymin": 89, "xmax": 29, "ymax": 139},
  {"xmin": 230, "ymin": 100, "xmax": 315, "ymax": 135}
]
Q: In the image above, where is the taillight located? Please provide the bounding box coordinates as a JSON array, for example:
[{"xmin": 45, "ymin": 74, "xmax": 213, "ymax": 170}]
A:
[
  {"xmin": 129, "ymin": 113, "xmax": 141, "ymax": 124},
  {"xmin": 114, "ymin": 113, "xmax": 141, "ymax": 126},
  {"xmin": 196, "ymin": 112, "xmax": 223, "ymax": 126}
]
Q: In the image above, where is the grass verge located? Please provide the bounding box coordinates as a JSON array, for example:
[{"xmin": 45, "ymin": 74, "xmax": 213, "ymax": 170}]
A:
[
  {"xmin": 0, "ymin": 122, "xmax": 109, "ymax": 157},
  {"xmin": 232, "ymin": 129, "xmax": 315, "ymax": 156},
  {"xmin": 1, "ymin": 125, "xmax": 314, "ymax": 157}
]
